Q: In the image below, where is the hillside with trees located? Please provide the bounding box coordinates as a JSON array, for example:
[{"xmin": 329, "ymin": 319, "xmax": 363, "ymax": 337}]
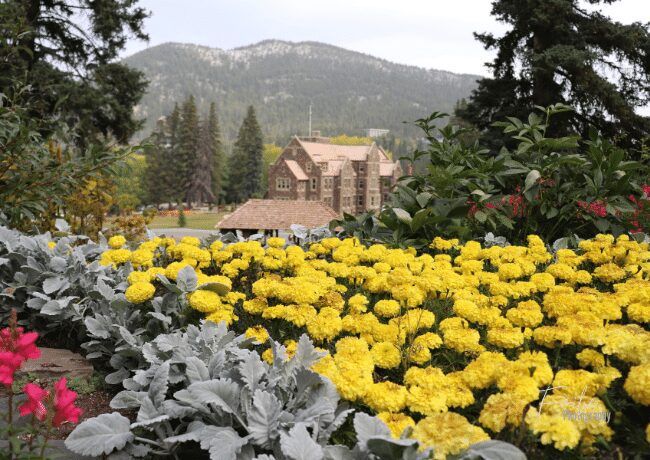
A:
[{"xmin": 122, "ymin": 40, "xmax": 480, "ymax": 145}]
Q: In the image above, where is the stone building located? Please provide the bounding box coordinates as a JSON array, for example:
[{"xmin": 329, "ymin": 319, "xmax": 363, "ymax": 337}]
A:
[{"xmin": 267, "ymin": 133, "xmax": 402, "ymax": 214}]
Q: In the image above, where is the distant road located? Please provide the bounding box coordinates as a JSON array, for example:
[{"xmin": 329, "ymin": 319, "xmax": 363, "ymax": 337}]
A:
[{"xmin": 149, "ymin": 228, "xmax": 220, "ymax": 240}]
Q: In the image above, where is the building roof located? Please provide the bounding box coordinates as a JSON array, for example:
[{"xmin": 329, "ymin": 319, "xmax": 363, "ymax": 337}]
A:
[
  {"xmin": 284, "ymin": 159, "xmax": 308, "ymax": 180},
  {"xmin": 299, "ymin": 140, "xmax": 373, "ymax": 162},
  {"xmin": 216, "ymin": 199, "xmax": 340, "ymax": 231},
  {"xmin": 379, "ymin": 162, "xmax": 396, "ymax": 176}
]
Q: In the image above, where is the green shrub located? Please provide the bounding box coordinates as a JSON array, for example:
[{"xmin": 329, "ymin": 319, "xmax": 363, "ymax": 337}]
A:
[{"xmin": 334, "ymin": 105, "xmax": 649, "ymax": 247}]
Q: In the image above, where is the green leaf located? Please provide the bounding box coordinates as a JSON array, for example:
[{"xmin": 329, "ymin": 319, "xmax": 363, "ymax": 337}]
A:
[
  {"xmin": 474, "ymin": 210, "xmax": 488, "ymax": 223},
  {"xmin": 187, "ymin": 378, "xmax": 240, "ymax": 414},
  {"xmin": 197, "ymin": 282, "xmax": 231, "ymax": 296},
  {"xmin": 392, "ymin": 208, "xmax": 412, "ymax": 225},
  {"xmin": 354, "ymin": 413, "xmax": 391, "ymax": 450},
  {"xmin": 248, "ymin": 390, "xmax": 283, "ymax": 448},
  {"xmin": 524, "ymin": 170, "xmax": 541, "ymax": 192},
  {"xmin": 594, "ymin": 218, "xmax": 610, "ymax": 232},
  {"xmin": 65, "ymin": 412, "xmax": 134, "ymax": 457}
]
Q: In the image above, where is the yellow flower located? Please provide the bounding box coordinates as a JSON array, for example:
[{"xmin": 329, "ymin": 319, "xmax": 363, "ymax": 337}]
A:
[
  {"xmin": 180, "ymin": 236, "xmax": 200, "ymax": 246},
  {"xmin": 348, "ymin": 293, "xmax": 369, "ymax": 313},
  {"xmin": 376, "ymin": 412, "xmax": 415, "ymax": 438},
  {"xmin": 306, "ymin": 307, "xmax": 342, "ymax": 342},
  {"xmin": 127, "ymin": 271, "xmax": 150, "ymax": 285},
  {"xmin": 188, "ymin": 290, "xmax": 222, "ymax": 313},
  {"xmin": 364, "ymin": 382, "xmax": 408, "ymax": 412},
  {"xmin": 245, "ymin": 326, "xmax": 269, "ymax": 344},
  {"xmin": 108, "ymin": 235, "xmax": 126, "ymax": 249},
  {"xmin": 412, "ymin": 412, "xmax": 489, "ymax": 460},
  {"xmin": 267, "ymin": 237, "xmax": 285, "ymax": 248},
  {"xmin": 624, "ymin": 363, "xmax": 650, "ymax": 405},
  {"xmin": 374, "ymin": 299, "xmax": 401, "ymax": 318},
  {"xmin": 47, "ymin": 241, "xmax": 57, "ymax": 249},
  {"xmin": 371, "ymin": 342, "xmax": 401, "ymax": 369},
  {"xmin": 125, "ymin": 282, "xmax": 155, "ymax": 304}
]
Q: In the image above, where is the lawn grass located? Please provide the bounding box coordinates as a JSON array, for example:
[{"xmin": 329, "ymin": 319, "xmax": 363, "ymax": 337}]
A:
[{"xmin": 146, "ymin": 212, "xmax": 226, "ymax": 230}]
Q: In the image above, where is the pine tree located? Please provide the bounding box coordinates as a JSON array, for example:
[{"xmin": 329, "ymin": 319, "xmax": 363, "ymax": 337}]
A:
[
  {"xmin": 457, "ymin": 0, "xmax": 650, "ymax": 152},
  {"xmin": 187, "ymin": 118, "xmax": 215, "ymax": 205},
  {"xmin": 207, "ymin": 103, "xmax": 225, "ymax": 204},
  {"xmin": 144, "ymin": 117, "xmax": 168, "ymax": 207},
  {"xmin": 227, "ymin": 106, "xmax": 263, "ymax": 203},
  {"xmin": 177, "ymin": 95, "xmax": 200, "ymax": 205}
]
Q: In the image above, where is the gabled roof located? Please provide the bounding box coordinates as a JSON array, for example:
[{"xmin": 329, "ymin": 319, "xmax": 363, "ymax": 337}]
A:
[
  {"xmin": 380, "ymin": 162, "xmax": 397, "ymax": 176},
  {"xmin": 298, "ymin": 139, "xmax": 373, "ymax": 162},
  {"xmin": 216, "ymin": 199, "xmax": 339, "ymax": 231},
  {"xmin": 284, "ymin": 159, "xmax": 308, "ymax": 180}
]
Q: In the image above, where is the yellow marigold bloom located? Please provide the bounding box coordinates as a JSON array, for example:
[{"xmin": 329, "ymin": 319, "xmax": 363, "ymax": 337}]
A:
[
  {"xmin": 407, "ymin": 385, "xmax": 448, "ymax": 415},
  {"xmin": 243, "ymin": 297, "xmax": 267, "ymax": 315},
  {"xmin": 47, "ymin": 241, "xmax": 57, "ymax": 249},
  {"xmin": 506, "ymin": 300, "xmax": 544, "ymax": 327},
  {"xmin": 525, "ymin": 409, "xmax": 581, "ymax": 451},
  {"xmin": 210, "ymin": 240, "xmax": 224, "ymax": 251},
  {"xmin": 486, "ymin": 327, "xmax": 525, "ymax": 349},
  {"xmin": 371, "ymin": 342, "xmax": 401, "ymax": 369},
  {"xmin": 624, "ymin": 363, "xmax": 650, "ymax": 405},
  {"xmin": 576, "ymin": 349, "xmax": 605, "ymax": 369},
  {"xmin": 262, "ymin": 348, "xmax": 274, "ymax": 364},
  {"xmin": 266, "ymin": 237, "xmax": 285, "ymax": 248},
  {"xmin": 377, "ymin": 412, "xmax": 415, "ymax": 438},
  {"xmin": 347, "ymin": 293, "xmax": 369, "ymax": 314},
  {"xmin": 553, "ymin": 370, "xmax": 602, "ymax": 398},
  {"xmin": 443, "ymin": 327, "xmax": 484, "ymax": 354},
  {"xmin": 412, "ymin": 412, "xmax": 489, "ymax": 460},
  {"xmin": 533, "ymin": 326, "xmax": 572, "ymax": 348},
  {"xmin": 146, "ymin": 267, "xmax": 165, "ymax": 281},
  {"xmin": 430, "ymin": 237, "xmax": 458, "ymax": 251},
  {"xmin": 530, "ymin": 272, "xmax": 555, "ymax": 292},
  {"xmin": 108, "ymin": 248, "xmax": 132, "ymax": 265},
  {"xmin": 180, "ymin": 236, "xmax": 200, "ymax": 246},
  {"xmin": 593, "ymin": 263, "xmax": 627, "ymax": 283},
  {"xmin": 479, "ymin": 392, "xmax": 529, "ymax": 433},
  {"xmin": 284, "ymin": 304, "xmax": 317, "ymax": 327},
  {"xmin": 245, "ymin": 325, "xmax": 269, "ymax": 344},
  {"xmin": 414, "ymin": 332, "xmax": 443, "ymax": 350},
  {"xmin": 125, "ymin": 281, "xmax": 155, "ymax": 304},
  {"xmin": 374, "ymin": 299, "xmax": 401, "ymax": 318},
  {"xmin": 206, "ymin": 309, "xmax": 237, "ymax": 326},
  {"xmin": 364, "ymin": 382, "xmax": 408, "ymax": 412},
  {"xmin": 498, "ymin": 263, "xmax": 523, "ymax": 281},
  {"xmin": 628, "ymin": 302, "xmax": 650, "ymax": 323},
  {"xmin": 406, "ymin": 342, "xmax": 431, "ymax": 365},
  {"xmin": 127, "ymin": 271, "xmax": 150, "ymax": 285},
  {"xmin": 108, "ymin": 235, "xmax": 126, "ymax": 249},
  {"xmin": 165, "ymin": 261, "xmax": 191, "ymax": 281},
  {"xmin": 316, "ymin": 291, "xmax": 345, "ymax": 311},
  {"xmin": 306, "ymin": 307, "xmax": 342, "ymax": 342},
  {"xmin": 188, "ymin": 289, "xmax": 222, "ymax": 313}
]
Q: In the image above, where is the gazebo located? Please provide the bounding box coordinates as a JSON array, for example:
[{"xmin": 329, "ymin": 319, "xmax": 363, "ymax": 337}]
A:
[{"xmin": 215, "ymin": 199, "xmax": 340, "ymax": 237}]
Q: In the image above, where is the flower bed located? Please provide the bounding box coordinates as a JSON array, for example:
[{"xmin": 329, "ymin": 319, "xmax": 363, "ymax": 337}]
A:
[{"xmin": 94, "ymin": 233, "xmax": 650, "ymax": 458}]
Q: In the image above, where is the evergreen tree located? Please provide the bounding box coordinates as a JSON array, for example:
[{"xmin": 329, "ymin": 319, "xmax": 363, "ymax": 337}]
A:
[
  {"xmin": 227, "ymin": 106, "xmax": 263, "ymax": 203},
  {"xmin": 207, "ymin": 103, "xmax": 225, "ymax": 204},
  {"xmin": 0, "ymin": 0, "xmax": 149, "ymax": 144},
  {"xmin": 187, "ymin": 118, "xmax": 215, "ymax": 205},
  {"xmin": 144, "ymin": 118, "xmax": 168, "ymax": 207},
  {"xmin": 177, "ymin": 96, "xmax": 200, "ymax": 205},
  {"xmin": 457, "ymin": 0, "xmax": 650, "ymax": 151}
]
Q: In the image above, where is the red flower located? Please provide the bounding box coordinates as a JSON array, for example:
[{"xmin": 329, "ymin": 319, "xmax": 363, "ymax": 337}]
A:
[
  {"xmin": 19, "ymin": 383, "xmax": 49, "ymax": 421},
  {"xmin": 577, "ymin": 200, "xmax": 607, "ymax": 218},
  {"xmin": 53, "ymin": 377, "xmax": 82, "ymax": 426},
  {"xmin": 0, "ymin": 326, "xmax": 41, "ymax": 361},
  {"xmin": 0, "ymin": 351, "xmax": 24, "ymax": 385}
]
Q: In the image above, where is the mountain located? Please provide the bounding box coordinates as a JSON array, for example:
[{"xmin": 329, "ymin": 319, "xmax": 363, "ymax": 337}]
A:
[{"xmin": 123, "ymin": 40, "xmax": 480, "ymax": 146}]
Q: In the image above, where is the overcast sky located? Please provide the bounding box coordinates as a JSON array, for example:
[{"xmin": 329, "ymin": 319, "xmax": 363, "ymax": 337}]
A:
[{"xmin": 122, "ymin": 0, "xmax": 649, "ymax": 76}]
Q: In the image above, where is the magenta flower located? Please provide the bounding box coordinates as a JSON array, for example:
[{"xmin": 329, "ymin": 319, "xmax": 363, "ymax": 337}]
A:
[
  {"xmin": 53, "ymin": 377, "xmax": 82, "ymax": 426},
  {"xmin": 19, "ymin": 383, "xmax": 49, "ymax": 421}
]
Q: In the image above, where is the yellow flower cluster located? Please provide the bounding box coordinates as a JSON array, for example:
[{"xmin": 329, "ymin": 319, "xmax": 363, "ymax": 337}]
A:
[{"xmin": 100, "ymin": 233, "xmax": 650, "ymax": 457}]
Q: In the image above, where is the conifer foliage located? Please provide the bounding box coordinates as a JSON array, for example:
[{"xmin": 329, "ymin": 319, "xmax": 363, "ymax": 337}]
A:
[
  {"xmin": 457, "ymin": 0, "xmax": 650, "ymax": 152},
  {"xmin": 227, "ymin": 106, "xmax": 264, "ymax": 203},
  {"xmin": 145, "ymin": 96, "xmax": 247, "ymax": 205}
]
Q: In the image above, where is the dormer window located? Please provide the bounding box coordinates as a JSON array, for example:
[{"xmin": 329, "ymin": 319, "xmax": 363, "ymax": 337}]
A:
[
  {"xmin": 310, "ymin": 178, "xmax": 317, "ymax": 191},
  {"xmin": 306, "ymin": 163, "xmax": 312, "ymax": 173}
]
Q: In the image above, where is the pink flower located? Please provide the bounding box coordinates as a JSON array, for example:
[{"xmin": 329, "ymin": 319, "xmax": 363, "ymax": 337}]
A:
[
  {"xmin": 0, "ymin": 326, "xmax": 41, "ymax": 361},
  {"xmin": 19, "ymin": 383, "xmax": 49, "ymax": 421},
  {"xmin": 53, "ymin": 377, "xmax": 82, "ymax": 426},
  {"xmin": 0, "ymin": 351, "xmax": 23, "ymax": 385}
]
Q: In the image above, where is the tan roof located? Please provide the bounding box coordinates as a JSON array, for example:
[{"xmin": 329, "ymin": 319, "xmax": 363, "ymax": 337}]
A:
[
  {"xmin": 379, "ymin": 162, "xmax": 396, "ymax": 176},
  {"xmin": 284, "ymin": 159, "xmax": 308, "ymax": 180},
  {"xmin": 216, "ymin": 199, "xmax": 340, "ymax": 231},
  {"xmin": 299, "ymin": 141, "xmax": 372, "ymax": 162}
]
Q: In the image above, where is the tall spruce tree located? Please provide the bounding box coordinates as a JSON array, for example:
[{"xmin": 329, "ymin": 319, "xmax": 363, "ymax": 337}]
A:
[
  {"xmin": 144, "ymin": 117, "xmax": 168, "ymax": 207},
  {"xmin": 0, "ymin": 0, "xmax": 149, "ymax": 144},
  {"xmin": 187, "ymin": 118, "xmax": 215, "ymax": 205},
  {"xmin": 207, "ymin": 103, "xmax": 225, "ymax": 204},
  {"xmin": 177, "ymin": 96, "xmax": 200, "ymax": 205},
  {"xmin": 457, "ymin": 0, "xmax": 650, "ymax": 152},
  {"xmin": 227, "ymin": 106, "xmax": 263, "ymax": 203}
]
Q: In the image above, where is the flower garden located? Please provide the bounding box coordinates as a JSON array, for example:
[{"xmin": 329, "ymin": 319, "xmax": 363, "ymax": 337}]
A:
[{"xmin": 3, "ymin": 223, "xmax": 649, "ymax": 459}]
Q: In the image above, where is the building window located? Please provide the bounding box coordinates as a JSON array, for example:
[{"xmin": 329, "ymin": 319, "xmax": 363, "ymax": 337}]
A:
[
  {"xmin": 276, "ymin": 177, "xmax": 291, "ymax": 190},
  {"xmin": 370, "ymin": 196, "xmax": 375, "ymax": 206},
  {"xmin": 319, "ymin": 162, "xmax": 328, "ymax": 171},
  {"xmin": 306, "ymin": 162, "xmax": 312, "ymax": 172},
  {"xmin": 383, "ymin": 193, "xmax": 389, "ymax": 202},
  {"xmin": 358, "ymin": 179, "xmax": 365, "ymax": 189},
  {"xmin": 357, "ymin": 196, "xmax": 364, "ymax": 206},
  {"xmin": 310, "ymin": 178, "xmax": 317, "ymax": 191},
  {"xmin": 359, "ymin": 164, "xmax": 365, "ymax": 173},
  {"xmin": 382, "ymin": 177, "xmax": 392, "ymax": 187}
]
